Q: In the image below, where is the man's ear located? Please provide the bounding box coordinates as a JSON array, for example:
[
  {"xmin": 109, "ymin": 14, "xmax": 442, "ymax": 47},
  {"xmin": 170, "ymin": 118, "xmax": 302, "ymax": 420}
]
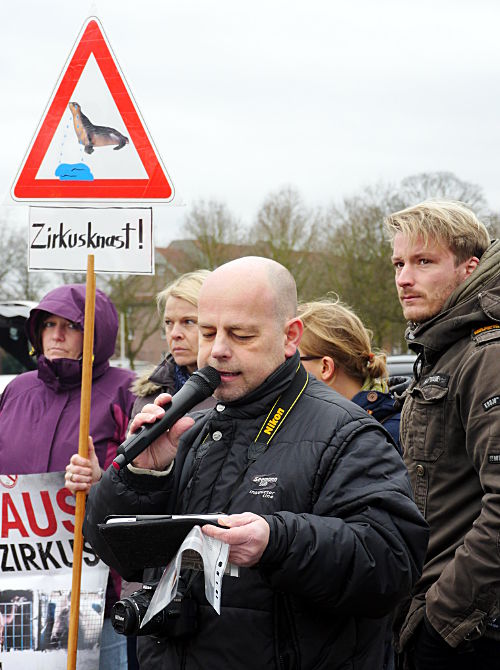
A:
[
  {"xmin": 463, "ymin": 256, "xmax": 480, "ymax": 278},
  {"xmin": 284, "ymin": 317, "xmax": 303, "ymax": 358}
]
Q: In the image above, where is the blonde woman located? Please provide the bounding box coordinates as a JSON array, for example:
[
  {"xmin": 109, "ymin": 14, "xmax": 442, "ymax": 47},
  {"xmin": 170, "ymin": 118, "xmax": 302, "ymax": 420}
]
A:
[
  {"xmin": 298, "ymin": 297, "xmax": 401, "ymax": 451},
  {"xmin": 131, "ymin": 269, "xmax": 213, "ymax": 414}
]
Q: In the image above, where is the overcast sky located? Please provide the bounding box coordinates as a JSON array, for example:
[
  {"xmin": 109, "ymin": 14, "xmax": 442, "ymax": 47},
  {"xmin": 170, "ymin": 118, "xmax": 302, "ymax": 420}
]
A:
[{"xmin": 1, "ymin": 0, "xmax": 499, "ymax": 244}]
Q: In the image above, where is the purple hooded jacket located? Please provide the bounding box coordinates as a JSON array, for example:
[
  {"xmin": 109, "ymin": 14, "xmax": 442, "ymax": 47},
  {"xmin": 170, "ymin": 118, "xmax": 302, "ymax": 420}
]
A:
[{"xmin": 0, "ymin": 285, "xmax": 136, "ymax": 475}]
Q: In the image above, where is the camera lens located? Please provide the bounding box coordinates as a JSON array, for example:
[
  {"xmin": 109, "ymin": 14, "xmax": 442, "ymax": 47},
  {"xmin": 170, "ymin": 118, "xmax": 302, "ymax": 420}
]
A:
[
  {"xmin": 111, "ymin": 599, "xmax": 140, "ymax": 635},
  {"xmin": 111, "ymin": 584, "xmax": 198, "ymax": 639},
  {"xmin": 111, "ymin": 585, "xmax": 155, "ymax": 636}
]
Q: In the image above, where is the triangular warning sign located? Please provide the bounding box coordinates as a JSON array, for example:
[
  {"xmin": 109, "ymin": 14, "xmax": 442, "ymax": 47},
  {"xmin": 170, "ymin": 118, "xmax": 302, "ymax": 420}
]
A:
[{"xmin": 12, "ymin": 17, "xmax": 174, "ymax": 202}]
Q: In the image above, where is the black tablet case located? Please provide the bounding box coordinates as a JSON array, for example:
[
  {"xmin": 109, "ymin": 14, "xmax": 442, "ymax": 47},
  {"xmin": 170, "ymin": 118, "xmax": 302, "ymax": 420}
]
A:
[{"xmin": 97, "ymin": 516, "xmax": 221, "ymax": 574}]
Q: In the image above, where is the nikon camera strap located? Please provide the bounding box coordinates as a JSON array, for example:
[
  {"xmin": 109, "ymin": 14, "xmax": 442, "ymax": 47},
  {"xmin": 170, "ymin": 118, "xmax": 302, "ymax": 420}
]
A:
[
  {"xmin": 247, "ymin": 361, "xmax": 308, "ymax": 461},
  {"xmin": 221, "ymin": 361, "xmax": 309, "ymax": 513},
  {"xmin": 179, "ymin": 362, "xmax": 309, "ymax": 512}
]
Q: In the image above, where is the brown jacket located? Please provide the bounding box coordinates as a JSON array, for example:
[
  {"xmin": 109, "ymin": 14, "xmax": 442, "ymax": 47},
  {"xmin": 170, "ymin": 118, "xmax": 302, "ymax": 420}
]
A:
[{"xmin": 397, "ymin": 239, "xmax": 500, "ymax": 651}]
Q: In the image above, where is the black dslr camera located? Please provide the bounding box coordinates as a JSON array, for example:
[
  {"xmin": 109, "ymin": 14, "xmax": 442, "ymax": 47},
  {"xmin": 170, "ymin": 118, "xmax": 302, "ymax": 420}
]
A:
[{"xmin": 111, "ymin": 582, "xmax": 198, "ymax": 638}]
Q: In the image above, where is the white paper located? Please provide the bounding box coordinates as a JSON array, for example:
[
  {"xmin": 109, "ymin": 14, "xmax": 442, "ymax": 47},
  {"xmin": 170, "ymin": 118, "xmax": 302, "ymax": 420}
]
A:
[{"xmin": 141, "ymin": 525, "xmax": 234, "ymax": 626}]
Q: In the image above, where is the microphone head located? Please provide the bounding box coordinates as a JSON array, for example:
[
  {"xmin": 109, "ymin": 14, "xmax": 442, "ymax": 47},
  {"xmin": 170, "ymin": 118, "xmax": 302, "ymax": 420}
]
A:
[{"xmin": 191, "ymin": 366, "xmax": 221, "ymax": 394}]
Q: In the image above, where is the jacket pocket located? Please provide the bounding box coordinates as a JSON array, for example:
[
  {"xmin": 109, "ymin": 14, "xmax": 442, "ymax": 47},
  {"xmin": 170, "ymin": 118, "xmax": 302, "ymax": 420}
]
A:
[{"xmin": 402, "ymin": 381, "xmax": 449, "ymax": 463}]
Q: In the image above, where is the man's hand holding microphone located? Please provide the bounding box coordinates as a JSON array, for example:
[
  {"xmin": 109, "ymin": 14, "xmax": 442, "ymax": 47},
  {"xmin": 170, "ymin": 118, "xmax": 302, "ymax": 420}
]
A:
[
  {"xmin": 126, "ymin": 397, "xmax": 195, "ymax": 471},
  {"xmin": 112, "ymin": 366, "xmax": 221, "ymax": 471}
]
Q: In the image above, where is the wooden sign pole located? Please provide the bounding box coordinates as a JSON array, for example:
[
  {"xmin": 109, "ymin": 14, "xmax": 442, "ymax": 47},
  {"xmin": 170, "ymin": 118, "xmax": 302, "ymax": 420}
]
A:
[{"xmin": 67, "ymin": 255, "xmax": 96, "ymax": 670}]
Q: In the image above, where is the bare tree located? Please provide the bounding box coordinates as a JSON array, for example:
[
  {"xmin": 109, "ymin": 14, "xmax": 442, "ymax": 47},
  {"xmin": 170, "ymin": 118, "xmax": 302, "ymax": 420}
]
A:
[
  {"xmin": 183, "ymin": 199, "xmax": 244, "ymax": 269},
  {"xmin": 399, "ymin": 171, "xmax": 488, "ymax": 215},
  {"xmin": 248, "ymin": 186, "xmax": 323, "ymax": 297},
  {"xmin": 322, "ymin": 183, "xmax": 405, "ymax": 350},
  {"xmin": 97, "ymin": 269, "xmax": 173, "ymax": 370},
  {"xmin": 485, "ymin": 211, "xmax": 500, "ymax": 239},
  {"xmin": 0, "ymin": 226, "xmax": 53, "ymax": 301}
]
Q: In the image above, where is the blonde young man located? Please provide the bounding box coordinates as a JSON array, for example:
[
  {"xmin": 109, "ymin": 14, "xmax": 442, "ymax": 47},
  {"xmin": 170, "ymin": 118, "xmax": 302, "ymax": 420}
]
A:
[
  {"xmin": 84, "ymin": 257, "xmax": 427, "ymax": 670},
  {"xmin": 386, "ymin": 201, "xmax": 500, "ymax": 669}
]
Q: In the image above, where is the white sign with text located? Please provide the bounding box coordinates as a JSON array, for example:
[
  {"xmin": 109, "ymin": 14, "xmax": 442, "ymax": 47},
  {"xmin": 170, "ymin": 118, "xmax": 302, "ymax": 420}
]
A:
[
  {"xmin": 28, "ymin": 206, "xmax": 154, "ymax": 274},
  {"xmin": 0, "ymin": 472, "xmax": 109, "ymax": 668}
]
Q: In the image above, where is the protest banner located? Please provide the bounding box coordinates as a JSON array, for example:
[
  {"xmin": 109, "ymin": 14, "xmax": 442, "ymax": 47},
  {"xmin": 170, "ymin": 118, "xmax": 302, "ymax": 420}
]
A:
[{"xmin": 0, "ymin": 472, "xmax": 108, "ymax": 670}]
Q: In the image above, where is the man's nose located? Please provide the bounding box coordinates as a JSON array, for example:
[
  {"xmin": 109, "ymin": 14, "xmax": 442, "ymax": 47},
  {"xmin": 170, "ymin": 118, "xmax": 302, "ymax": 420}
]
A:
[
  {"xmin": 210, "ymin": 335, "xmax": 231, "ymax": 359},
  {"xmin": 396, "ymin": 265, "xmax": 414, "ymax": 287}
]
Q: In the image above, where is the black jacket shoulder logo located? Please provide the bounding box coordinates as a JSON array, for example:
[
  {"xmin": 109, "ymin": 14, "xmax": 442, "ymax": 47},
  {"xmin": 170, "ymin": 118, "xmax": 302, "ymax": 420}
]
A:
[{"xmin": 483, "ymin": 396, "xmax": 500, "ymax": 412}]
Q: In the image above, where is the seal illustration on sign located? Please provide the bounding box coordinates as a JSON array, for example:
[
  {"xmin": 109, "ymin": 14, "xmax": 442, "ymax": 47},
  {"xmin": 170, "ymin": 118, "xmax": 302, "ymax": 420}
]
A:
[{"xmin": 68, "ymin": 102, "xmax": 129, "ymax": 154}]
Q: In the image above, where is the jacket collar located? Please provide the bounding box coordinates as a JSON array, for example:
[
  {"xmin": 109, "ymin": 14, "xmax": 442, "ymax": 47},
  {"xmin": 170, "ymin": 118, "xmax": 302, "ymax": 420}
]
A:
[
  {"xmin": 37, "ymin": 354, "xmax": 109, "ymax": 392},
  {"xmin": 148, "ymin": 353, "xmax": 176, "ymax": 387},
  {"xmin": 219, "ymin": 352, "xmax": 301, "ymax": 419}
]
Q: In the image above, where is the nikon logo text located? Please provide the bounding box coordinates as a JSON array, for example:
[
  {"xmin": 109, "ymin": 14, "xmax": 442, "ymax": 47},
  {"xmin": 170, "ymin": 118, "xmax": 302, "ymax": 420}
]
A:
[{"xmin": 263, "ymin": 407, "xmax": 284, "ymax": 435}]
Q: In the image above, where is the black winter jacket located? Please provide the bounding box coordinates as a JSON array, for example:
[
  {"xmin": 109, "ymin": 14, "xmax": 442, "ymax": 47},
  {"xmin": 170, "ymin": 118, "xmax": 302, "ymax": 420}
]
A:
[{"xmin": 84, "ymin": 354, "xmax": 428, "ymax": 670}]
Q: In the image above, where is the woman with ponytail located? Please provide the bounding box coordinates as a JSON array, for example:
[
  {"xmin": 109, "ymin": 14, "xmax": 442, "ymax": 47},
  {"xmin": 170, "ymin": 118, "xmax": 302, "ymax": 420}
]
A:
[{"xmin": 298, "ymin": 297, "xmax": 401, "ymax": 452}]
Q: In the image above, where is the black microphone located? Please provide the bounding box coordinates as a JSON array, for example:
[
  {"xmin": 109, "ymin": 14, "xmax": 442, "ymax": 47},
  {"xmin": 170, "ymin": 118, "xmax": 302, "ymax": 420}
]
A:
[{"xmin": 112, "ymin": 366, "xmax": 221, "ymax": 470}]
